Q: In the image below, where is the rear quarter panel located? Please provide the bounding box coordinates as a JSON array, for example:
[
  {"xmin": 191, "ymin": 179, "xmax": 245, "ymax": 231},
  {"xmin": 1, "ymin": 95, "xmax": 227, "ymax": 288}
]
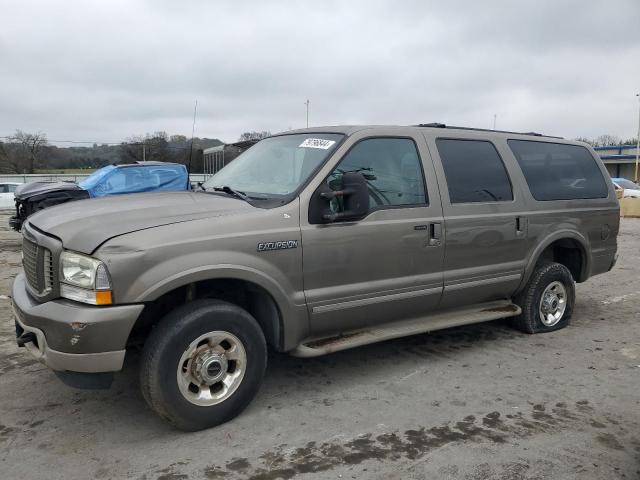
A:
[{"xmin": 497, "ymin": 137, "xmax": 619, "ymax": 287}]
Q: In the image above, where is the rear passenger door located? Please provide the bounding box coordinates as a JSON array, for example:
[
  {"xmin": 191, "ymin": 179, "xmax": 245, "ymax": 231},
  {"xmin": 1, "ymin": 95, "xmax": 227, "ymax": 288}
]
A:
[{"xmin": 424, "ymin": 133, "xmax": 529, "ymax": 308}]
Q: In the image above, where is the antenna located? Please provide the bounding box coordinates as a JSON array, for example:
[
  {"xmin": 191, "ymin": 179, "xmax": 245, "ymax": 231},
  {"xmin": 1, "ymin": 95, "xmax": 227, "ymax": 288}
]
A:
[
  {"xmin": 186, "ymin": 100, "xmax": 198, "ymax": 188},
  {"xmin": 305, "ymin": 99, "xmax": 310, "ymax": 128}
]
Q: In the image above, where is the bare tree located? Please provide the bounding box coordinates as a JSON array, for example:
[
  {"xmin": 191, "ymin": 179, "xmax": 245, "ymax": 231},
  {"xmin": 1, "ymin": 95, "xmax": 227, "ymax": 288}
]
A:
[
  {"xmin": 594, "ymin": 134, "xmax": 621, "ymax": 147},
  {"xmin": 8, "ymin": 130, "xmax": 48, "ymax": 173},
  {"xmin": 0, "ymin": 142, "xmax": 15, "ymax": 173},
  {"xmin": 170, "ymin": 134, "xmax": 188, "ymax": 143},
  {"xmin": 573, "ymin": 136, "xmax": 595, "ymax": 146},
  {"xmin": 145, "ymin": 131, "xmax": 171, "ymax": 161},
  {"xmin": 238, "ymin": 131, "xmax": 271, "ymax": 142},
  {"xmin": 119, "ymin": 132, "xmax": 175, "ymax": 164},
  {"xmin": 119, "ymin": 135, "xmax": 145, "ymax": 163}
]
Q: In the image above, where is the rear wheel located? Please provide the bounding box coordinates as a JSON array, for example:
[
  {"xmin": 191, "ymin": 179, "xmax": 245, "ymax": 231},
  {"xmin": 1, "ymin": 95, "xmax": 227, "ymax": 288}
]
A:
[
  {"xmin": 140, "ymin": 299, "xmax": 267, "ymax": 431},
  {"xmin": 512, "ymin": 262, "xmax": 575, "ymax": 334}
]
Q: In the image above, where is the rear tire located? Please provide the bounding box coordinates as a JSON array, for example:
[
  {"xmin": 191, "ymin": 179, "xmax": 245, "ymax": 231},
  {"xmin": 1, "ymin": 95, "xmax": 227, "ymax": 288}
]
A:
[
  {"xmin": 140, "ymin": 299, "xmax": 267, "ymax": 431},
  {"xmin": 512, "ymin": 262, "xmax": 575, "ymax": 334}
]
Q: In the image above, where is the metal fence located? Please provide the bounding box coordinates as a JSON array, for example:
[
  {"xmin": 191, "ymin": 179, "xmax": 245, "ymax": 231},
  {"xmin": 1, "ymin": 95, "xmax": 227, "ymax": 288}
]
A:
[{"xmin": 203, "ymin": 145, "xmax": 226, "ymax": 179}]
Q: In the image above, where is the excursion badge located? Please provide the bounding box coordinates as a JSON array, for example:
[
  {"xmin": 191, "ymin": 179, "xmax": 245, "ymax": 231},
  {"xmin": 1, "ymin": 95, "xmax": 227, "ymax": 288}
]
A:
[{"xmin": 257, "ymin": 240, "xmax": 299, "ymax": 252}]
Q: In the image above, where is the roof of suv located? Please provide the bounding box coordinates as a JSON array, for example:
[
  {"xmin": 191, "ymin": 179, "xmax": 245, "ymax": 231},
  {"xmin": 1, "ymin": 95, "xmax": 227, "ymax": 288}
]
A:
[{"xmin": 276, "ymin": 124, "xmax": 564, "ymax": 140}]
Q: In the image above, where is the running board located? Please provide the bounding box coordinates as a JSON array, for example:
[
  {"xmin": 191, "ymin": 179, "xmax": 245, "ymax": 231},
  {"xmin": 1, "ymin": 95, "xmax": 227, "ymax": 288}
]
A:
[{"xmin": 291, "ymin": 300, "xmax": 521, "ymax": 357}]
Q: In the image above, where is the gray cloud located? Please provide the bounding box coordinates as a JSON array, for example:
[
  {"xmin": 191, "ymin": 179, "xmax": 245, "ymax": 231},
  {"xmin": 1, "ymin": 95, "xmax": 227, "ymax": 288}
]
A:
[{"xmin": 1, "ymin": 0, "xmax": 639, "ymax": 145}]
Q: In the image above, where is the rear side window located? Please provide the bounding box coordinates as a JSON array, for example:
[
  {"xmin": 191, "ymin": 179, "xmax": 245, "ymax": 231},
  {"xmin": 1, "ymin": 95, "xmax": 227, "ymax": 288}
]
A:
[
  {"xmin": 436, "ymin": 139, "xmax": 513, "ymax": 203},
  {"xmin": 508, "ymin": 140, "xmax": 607, "ymax": 201}
]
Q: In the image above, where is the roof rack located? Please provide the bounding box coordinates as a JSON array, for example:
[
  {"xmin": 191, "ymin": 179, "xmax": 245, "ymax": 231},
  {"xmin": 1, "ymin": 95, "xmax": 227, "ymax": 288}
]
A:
[{"xmin": 414, "ymin": 123, "xmax": 563, "ymax": 139}]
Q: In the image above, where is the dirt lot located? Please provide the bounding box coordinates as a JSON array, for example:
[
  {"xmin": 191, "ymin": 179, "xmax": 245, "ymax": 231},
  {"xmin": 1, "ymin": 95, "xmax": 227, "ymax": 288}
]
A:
[{"xmin": 1, "ymin": 212, "xmax": 639, "ymax": 480}]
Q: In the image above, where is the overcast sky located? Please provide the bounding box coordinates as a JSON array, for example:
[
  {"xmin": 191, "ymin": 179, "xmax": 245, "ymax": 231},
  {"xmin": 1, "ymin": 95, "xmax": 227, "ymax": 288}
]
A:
[{"xmin": 1, "ymin": 0, "xmax": 639, "ymax": 145}]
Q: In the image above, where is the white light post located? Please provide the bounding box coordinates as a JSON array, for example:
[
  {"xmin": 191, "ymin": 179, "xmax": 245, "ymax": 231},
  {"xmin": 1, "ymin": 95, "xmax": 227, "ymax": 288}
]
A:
[{"xmin": 635, "ymin": 93, "xmax": 640, "ymax": 182}]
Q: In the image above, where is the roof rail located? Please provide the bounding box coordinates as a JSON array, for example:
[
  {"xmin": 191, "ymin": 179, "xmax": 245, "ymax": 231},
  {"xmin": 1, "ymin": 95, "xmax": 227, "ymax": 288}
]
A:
[{"xmin": 414, "ymin": 123, "xmax": 563, "ymax": 139}]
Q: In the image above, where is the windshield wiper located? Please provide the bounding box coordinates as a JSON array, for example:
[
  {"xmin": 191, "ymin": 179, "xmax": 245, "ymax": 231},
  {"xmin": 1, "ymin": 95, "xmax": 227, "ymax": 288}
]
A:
[{"xmin": 212, "ymin": 186, "xmax": 251, "ymax": 202}]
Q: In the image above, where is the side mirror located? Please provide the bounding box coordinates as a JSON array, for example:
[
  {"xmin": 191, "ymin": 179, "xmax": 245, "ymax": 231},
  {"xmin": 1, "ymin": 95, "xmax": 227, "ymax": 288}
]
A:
[{"xmin": 309, "ymin": 172, "xmax": 369, "ymax": 224}]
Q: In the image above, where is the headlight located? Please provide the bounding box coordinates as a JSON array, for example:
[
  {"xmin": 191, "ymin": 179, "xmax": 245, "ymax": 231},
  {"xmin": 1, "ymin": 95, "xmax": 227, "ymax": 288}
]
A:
[{"xmin": 59, "ymin": 251, "xmax": 112, "ymax": 305}]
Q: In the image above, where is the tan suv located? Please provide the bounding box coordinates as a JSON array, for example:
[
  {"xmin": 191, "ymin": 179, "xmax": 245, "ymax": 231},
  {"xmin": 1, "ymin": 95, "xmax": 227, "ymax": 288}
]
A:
[{"xmin": 12, "ymin": 124, "xmax": 619, "ymax": 430}]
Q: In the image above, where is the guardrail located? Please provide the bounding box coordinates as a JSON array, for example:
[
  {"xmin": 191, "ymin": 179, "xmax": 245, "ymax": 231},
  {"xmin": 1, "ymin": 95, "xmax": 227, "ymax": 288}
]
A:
[{"xmin": 0, "ymin": 173, "xmax": 210, "ymax": 184}]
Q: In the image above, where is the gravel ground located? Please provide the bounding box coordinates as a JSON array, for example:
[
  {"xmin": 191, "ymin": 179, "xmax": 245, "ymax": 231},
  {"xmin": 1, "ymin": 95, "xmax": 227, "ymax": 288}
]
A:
[{"xmin": 0, "ymin": 212, "xmax": 639, "ymax": 480}]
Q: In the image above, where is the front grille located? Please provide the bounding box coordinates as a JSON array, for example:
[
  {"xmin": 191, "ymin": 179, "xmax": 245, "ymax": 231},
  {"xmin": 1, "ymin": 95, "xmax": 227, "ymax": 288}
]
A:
[
  {"xmin": 43, "ymin": 249, "xmax": 53, "ymax": 291},
  {"xmin": 22, "ymin": 238, "xmax": 39, "ymax": 290},
  {"xmin": 22, "ymin": 238, "xmax": 54, "ymax": 294}
]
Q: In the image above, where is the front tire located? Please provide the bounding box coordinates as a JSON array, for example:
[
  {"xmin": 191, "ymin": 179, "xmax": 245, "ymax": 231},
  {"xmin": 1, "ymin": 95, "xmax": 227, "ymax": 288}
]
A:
[
  {"xmin": 512, "ymin": 262, "xmax": 575, "ymax": 334},
  {"xmin": 140, "ymin": 299, "xmax": 267, "ymax": 431}
]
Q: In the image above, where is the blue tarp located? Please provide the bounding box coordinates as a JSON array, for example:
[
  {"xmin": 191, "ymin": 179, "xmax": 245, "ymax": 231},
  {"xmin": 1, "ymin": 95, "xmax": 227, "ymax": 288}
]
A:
[{"xmin": 79, "ymin": 164, "xmax": 188, "ymax": 197}]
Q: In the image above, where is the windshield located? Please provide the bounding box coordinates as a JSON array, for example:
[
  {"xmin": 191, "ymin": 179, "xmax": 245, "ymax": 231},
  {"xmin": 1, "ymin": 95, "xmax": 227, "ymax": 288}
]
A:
[
  {"xmin": 614, "ymin": 179, "xmax": 639, "ymax": 189},
  {"xmin": 203, "ymin": 133, "xmax": 343, "ymax": 198},
  {"xmin": 78, "ymin": 165, "xmax": 116, "ymax": 189}
]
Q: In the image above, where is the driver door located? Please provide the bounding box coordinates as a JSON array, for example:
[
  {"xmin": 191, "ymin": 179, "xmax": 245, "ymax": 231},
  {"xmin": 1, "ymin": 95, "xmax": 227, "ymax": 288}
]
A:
[{"xmin": 300, "ymin": 132, "xmax": 445, "ymax": 335}]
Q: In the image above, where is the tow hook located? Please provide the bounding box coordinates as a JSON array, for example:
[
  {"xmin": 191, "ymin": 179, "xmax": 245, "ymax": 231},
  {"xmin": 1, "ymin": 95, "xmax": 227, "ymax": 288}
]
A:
[{"xmin": 17, "ymin": 331, "xmax": 36, "ymax": 347}]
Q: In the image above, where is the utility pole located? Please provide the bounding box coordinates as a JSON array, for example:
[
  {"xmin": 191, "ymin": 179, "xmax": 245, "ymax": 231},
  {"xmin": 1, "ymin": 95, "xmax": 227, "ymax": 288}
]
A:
[
  {"xmin": 305, "ymin": 99, "xmax": 310, "ymax": 128},
  {"xmin": 187, "ymin": 100, "xmax": 198, "ymax": 186},
  {"xmin": 493, "ymin": 114, "xmax": 497, "ymax": 130},
  {"xmin": 635, "ymin": 93, "xmax": 640, "ymax": 182},
  {"xmin": 142, "ymin": 141, "xmax": 145, "ymax": 162}
]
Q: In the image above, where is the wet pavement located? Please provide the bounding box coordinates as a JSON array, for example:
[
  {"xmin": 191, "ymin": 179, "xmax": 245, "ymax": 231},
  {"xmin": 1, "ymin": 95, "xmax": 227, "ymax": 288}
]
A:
[{"xmin": 1, "ymin": 212, "xmax": 639, "ymax": 479}]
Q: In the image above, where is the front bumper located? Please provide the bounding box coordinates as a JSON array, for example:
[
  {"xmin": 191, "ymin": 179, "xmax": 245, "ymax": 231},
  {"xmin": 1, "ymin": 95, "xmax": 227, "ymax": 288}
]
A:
[{"xmin": 12, "ymin": 273, "xmax": 144, "ymax": 373}]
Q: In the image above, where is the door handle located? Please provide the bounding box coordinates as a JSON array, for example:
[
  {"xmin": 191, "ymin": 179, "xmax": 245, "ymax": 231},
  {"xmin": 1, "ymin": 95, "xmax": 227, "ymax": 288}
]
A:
[
  {"xmin": 428, "ymin": 222, "xmax": 442, "ymax": 246},
  {"xmin": 515, "ymin": 216, "xmax": 527, "ymax": 237}
]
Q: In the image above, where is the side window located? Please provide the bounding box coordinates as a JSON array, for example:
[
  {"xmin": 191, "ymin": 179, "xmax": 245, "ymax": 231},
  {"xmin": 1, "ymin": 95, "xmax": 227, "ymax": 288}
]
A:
[
  {"xmin": 508, "ymin": 140, "xmax": 608, "ymax": 201},
  {"xmin": 0, "ymin": 185, "xmax": 7, "ymax": 193},
  {"xmin": 327, "ymin": 137, "xmax": 427, "ymax": 210},
  {"xmin": 436, "ymin": 139, "xmax": 513, "ymax": 203},
  {"xmin": 7, "ymin": 184, "xmax": 17, "ymax": 193}
]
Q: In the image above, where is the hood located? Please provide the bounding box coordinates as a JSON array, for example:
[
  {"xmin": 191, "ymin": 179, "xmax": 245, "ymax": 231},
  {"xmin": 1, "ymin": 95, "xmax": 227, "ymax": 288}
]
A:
[
  {"xmin": 623, "ymin": 188, "xmax": 640, "ymax": 198},
  {"xmin": 27, "ymin": 191, "xmax": 254, "ymax": 253},
  {"xmin": 15, "ymin": 181, "xmax": 83, "ymax": 200}
]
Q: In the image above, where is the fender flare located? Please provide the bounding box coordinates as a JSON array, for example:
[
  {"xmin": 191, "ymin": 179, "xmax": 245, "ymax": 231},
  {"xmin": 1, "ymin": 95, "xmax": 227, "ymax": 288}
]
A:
[
  {"xmin": 518, "ymin": 230, "xmax": 591, "ymax": 291},
  {"xmin": 132, "ymin": 264, "xmax": 307, "ymax": 351},
  {"xmin": 136, "ymin": 264, "xmax": 289, "ymax": 303}
]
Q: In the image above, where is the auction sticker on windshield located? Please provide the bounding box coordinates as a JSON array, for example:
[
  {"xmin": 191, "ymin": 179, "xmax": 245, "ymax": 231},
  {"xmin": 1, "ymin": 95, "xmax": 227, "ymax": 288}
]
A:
[{"xmin": 299, "ymin": 138, "xmax": 336, "ymax": 149}]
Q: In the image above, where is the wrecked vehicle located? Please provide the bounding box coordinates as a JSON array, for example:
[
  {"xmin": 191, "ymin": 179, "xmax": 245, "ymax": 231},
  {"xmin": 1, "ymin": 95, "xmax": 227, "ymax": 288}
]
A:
[
  {"xmin": 12, "ymin": 125, "xmax": 619, "ymax": 430},
  {"xmin": 0, "ymin": 182, "xmax": 21, "ymax": 209},
  {"xmin": 9, "ymin": 161, "xmax": 188, "ymax": 231}
]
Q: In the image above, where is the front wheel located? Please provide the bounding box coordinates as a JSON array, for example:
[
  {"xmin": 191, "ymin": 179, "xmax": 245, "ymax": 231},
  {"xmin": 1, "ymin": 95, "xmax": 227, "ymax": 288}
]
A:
[
  {"xmin": 512, "ymin": 262, "xmax": 575, "ymax": 334},
  {"xmin": 140, "ymin": 299, "xmax": 267, "ymax": 431}
]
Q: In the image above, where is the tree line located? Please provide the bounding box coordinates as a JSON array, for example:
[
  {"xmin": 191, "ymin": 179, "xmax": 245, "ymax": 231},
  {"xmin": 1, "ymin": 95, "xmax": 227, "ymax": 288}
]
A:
[
  {"xmin": 574, "ymin": 134, "xmax": 639, "ymax": 148},
  {"xmin": 0, "ymin": 130, "xmax": 275, "ymax": 174},
  {"xmin": 4, "ymin": 129, "xmax": 632, "ymax": 175},
  {"xmin": 0, "ymin": 130, "xmax": 225, "ymax": 174}
]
